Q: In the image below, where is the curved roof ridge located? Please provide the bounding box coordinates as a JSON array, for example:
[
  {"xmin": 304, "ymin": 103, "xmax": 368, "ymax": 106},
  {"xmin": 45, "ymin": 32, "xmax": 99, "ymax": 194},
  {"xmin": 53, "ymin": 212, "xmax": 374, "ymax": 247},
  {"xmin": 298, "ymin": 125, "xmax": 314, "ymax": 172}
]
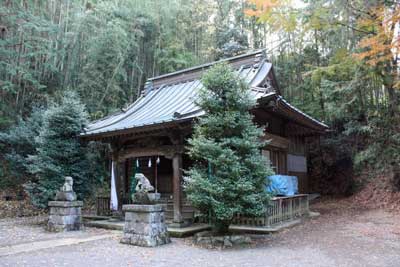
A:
[{"xmin": 148, "ymin": 49, "xmax": 266, "ymax": 84}]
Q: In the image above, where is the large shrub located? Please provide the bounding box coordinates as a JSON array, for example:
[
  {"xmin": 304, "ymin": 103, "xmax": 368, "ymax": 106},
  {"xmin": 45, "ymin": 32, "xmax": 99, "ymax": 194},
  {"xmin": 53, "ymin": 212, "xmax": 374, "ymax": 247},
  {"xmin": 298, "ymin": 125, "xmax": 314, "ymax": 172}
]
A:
[
  {"xmin": 25, "ymin": 91, "xmax": 104, "ymax": 208},
  {"xmin": 184, "ymin": 63, "xmax": 273, "ymax": 234}
]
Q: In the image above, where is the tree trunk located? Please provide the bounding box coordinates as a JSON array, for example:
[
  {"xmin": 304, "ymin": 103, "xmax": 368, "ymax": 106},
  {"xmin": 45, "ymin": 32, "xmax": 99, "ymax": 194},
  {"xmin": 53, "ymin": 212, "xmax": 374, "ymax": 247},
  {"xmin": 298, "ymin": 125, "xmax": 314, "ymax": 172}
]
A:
[{"xmin": 386, "ymin": 85, "xmax": 398, "ymax": 117}]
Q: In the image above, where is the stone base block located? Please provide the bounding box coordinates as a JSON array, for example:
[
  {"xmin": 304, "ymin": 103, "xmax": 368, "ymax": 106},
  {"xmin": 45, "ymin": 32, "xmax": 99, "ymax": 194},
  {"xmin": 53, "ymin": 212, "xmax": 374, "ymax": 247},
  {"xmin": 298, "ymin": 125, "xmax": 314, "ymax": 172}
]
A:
[
  {"xmin": 47, "ymin": 201, "xmax": 83, "ymax": 232},
  {"xmin": 193, "ymin": 231, "xmax": 252, "ymax": 248},
  {"xmin": 120, "ymin": 231, "xmax": 170, "ymax": 247},
  {"xmin": 120, "ymin": 204, "xmax": 170, "ymax": 247}
]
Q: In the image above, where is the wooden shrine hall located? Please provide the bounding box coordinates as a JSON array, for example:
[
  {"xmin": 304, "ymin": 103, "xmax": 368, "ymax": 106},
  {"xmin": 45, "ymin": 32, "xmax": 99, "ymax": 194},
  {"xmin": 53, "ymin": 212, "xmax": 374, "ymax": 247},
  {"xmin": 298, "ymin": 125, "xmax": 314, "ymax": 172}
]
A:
[{"xmin": 80, "ymin": 50, "xmax": 328, "ymax": 226}]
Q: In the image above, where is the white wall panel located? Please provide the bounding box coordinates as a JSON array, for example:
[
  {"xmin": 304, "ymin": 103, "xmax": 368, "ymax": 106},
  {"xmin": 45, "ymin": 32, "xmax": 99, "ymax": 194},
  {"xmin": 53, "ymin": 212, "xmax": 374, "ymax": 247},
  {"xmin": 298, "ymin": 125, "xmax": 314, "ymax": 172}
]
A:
[{"xmin": 287, "ymin": 154, "xmax": 307, "ymax": 173}]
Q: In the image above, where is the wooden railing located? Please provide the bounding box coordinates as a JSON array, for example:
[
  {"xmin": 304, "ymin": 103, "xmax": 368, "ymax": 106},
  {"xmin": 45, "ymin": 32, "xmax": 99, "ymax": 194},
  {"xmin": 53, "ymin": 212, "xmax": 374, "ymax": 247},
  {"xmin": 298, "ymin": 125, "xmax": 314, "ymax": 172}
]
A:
[
  {"xmin": 96, "ymin": 194, "xmax": 310, "ymax": 228},
  {"xmin": 96, "ymin": 196, "xmax": 133, "ymax": 216},
  {"xmin": 232, "ymin": 194, "xmax": 309, "ymax": 227},
  {"xmin": 96, "ymin": 197, "xmax": 111, "ymax": 216}
]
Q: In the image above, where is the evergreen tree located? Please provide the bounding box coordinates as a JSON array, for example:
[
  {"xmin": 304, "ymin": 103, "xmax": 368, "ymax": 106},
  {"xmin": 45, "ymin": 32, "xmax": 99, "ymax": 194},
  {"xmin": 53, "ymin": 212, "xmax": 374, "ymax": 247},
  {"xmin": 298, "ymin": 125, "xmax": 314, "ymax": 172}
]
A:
[
  {"xmin": 185, "ymin": 63, "xmax": 273, "ymax": 234},
  {"xmin": 0, "ymin": 107, "xmax": 44, "ymax": 189},
  {"xmin": 25, "ymin": 91, "xmax": 104, "ymax": 208}
]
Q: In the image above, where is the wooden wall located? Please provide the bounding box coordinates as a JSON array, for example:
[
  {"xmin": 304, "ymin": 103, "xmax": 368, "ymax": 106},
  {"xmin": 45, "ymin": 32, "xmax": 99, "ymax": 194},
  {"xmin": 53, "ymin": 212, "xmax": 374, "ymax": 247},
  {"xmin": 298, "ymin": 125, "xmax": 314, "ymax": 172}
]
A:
[
  {"xmin": 288, "ymin": 136, "xmax": 308, "ymax": 193},
  {"xmin": 258, "ymin": 114, "xmax": 310, "ymax": 193},
  {"xmin": 122, "ymin": 154, "xmax": 192, "ymax": 196},
  {"xmin": 124, "ymin": 157, "xmax": 173, "ymax": 195}
]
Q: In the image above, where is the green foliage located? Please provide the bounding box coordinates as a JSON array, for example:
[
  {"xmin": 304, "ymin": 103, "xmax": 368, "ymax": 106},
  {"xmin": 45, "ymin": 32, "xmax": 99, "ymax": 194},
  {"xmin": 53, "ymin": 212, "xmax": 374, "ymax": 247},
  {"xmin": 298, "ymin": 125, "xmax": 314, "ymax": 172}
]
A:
[
  {"xmin": 1, "ymin": 0, "xmax": 270, "ymax": 203},
  {"xmin": 0, "ymin": 3, "xmax": 58, "ymax": 120},
  {"xmin": 156, "ymin": 44, "xmax": 199, "ymax": 74},
  {"xmin": 25, "ymin": 91, "xmax": 105, "ymax": 208},
  {"xmin": 76, "ymin": 2, "xmax": 149, "ymax": 115},
  {"xmin": 184, "ymin": 64, "xmax": 273, "ymax": 233},
  {"xmin": 264, "ymin": 0, "xmax": 400, "ymax": 192},
  {"xmin": 0, "ymin": 0, "xmax": 227, "ymax": 124},
  {"xmin": 1, "ymin": 0, "xmax": 269, "ymax": 124},
  {"xmin": 214, "ymin": 0, "xmax": 250, "ymax": 58},
  {"xmin": 216, "ymin": 28, "xmax": 249, "ymax": 59},
  {"xmin": 349, "ymin": 117, "xmax": 400, "ymax": 173},
  {"xmin": 0, "ymin": 108, "xmax": 44, "ymax": 189}
]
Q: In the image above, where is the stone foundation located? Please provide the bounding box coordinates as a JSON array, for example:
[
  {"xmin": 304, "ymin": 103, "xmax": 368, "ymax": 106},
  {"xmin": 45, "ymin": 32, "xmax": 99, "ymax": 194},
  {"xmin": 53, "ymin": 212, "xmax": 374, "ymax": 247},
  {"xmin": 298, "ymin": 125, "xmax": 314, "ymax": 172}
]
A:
[
  {"xmin": 120, "ymin": 204, "xmax": 170, "ymax": 247},
  {"xmin": 193, "ymin": 231, "xmax": 252, "ymax": 248},
  {"xmin": 47, "ymin": 201, "xmax": 83, "ymax": 232}
]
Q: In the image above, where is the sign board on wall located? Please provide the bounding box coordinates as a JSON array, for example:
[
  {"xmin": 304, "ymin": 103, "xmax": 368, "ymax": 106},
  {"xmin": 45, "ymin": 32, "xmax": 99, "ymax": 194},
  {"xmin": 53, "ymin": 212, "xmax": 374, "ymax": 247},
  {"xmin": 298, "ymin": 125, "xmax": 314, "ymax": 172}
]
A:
[{"xmin": 287, "ymin": 154, "xmax": 307, "ymax": 173}]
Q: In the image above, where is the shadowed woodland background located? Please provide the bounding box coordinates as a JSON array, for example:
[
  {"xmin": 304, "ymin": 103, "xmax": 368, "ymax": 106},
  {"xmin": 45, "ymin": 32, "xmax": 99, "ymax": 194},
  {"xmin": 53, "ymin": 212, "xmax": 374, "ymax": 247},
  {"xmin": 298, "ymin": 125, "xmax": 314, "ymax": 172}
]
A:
[{"xmin": 1, "ymin": 0, "xmax": 400, "ymax": 209}]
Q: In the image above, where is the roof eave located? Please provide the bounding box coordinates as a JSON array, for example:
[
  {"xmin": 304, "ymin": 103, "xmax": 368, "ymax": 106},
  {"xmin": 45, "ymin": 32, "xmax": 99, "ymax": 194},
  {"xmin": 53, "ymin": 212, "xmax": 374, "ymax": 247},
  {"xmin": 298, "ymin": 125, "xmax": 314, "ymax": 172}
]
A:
[
  {"xmin": 80, "ymin": 117, "xmax": 195, "ymax": 141},
  {"xmin": 256, "ymin": 93, "xmax": 329, "ymax": 132}
]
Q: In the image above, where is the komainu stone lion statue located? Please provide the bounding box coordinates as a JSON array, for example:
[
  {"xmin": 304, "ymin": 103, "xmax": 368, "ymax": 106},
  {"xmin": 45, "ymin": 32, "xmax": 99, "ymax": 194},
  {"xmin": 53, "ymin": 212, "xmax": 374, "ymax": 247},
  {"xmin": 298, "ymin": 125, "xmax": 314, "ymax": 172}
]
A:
[
  {"xmin": 55, "ymin": 176, "xmax": 77, "ymax": 201},
  {"xmin": 132, "ymin": 173, "xmax": 159, "ymax": 204},
  {"xmin": 135, "ymin": 173, "xmax": 154, "ymax": 193},
  {"xmin": 62, "ymin": 176, "xmax": 74, "ymax": 192}
]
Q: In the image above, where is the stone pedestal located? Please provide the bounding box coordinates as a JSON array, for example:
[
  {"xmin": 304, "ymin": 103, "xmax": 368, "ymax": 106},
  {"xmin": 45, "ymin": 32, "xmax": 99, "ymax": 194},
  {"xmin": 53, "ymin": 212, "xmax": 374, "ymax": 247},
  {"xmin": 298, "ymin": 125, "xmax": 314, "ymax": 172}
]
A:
[
  {"xmin": 120, "ymin": 204, "xmax": 170, "ymax": 247},
  {"xmin": 47, "ymin": 201, "xmax": 83, "ymax": 232}
]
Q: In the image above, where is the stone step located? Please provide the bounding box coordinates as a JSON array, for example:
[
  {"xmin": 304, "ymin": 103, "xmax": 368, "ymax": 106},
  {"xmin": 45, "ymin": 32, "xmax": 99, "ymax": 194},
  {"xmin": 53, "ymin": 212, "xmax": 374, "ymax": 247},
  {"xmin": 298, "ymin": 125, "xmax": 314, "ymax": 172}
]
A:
[
  {"xmin": 84, "ymin": 220, "xmax": 211, "ymax": 238},
  {"xmin": 82, "ymin": 215, "xmax": 110, "ymax": 221}
]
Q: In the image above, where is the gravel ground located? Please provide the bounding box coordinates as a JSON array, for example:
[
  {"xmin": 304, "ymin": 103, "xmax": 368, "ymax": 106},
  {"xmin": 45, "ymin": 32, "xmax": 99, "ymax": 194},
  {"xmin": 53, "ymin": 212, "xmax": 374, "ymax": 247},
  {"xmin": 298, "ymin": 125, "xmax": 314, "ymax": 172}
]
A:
[
  {"xmin": 1, "ymin": 199, "xmax": 400, "ymax": 267},
  {"xmin": 0, "ymin": 216, "xmax": 112, "ymax": 247}
]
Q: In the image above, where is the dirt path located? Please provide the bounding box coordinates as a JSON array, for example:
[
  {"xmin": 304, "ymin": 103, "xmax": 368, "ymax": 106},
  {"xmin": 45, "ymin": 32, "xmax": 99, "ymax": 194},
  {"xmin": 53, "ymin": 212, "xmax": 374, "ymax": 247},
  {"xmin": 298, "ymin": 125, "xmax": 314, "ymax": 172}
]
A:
[
  {"xmin": 1, "ymin": 199, "xmax": 399, "ymax": 267},
  {"xmin": 0, "ymin": 216, "xmax": 113, "ymax": 247}
]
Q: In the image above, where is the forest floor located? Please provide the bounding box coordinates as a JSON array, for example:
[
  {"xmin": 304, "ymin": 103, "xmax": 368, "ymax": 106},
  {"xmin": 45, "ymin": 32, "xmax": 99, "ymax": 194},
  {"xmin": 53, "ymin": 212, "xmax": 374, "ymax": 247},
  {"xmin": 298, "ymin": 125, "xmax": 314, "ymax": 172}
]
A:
[{"xmin": 1, "ymin": 198, "xmax": 400, "ymax": 267}]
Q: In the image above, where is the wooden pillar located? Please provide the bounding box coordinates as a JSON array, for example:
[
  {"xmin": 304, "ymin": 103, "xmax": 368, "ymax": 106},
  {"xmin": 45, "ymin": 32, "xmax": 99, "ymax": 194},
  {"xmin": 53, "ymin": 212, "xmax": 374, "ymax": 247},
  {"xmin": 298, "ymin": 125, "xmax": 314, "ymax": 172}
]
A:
[
  {"xmin": 172, "ymin": 153, "xmax": 183, "ymax": 224},
  {"xmin": 124, "ymin": 159, "xmax": 130, "ymax": 195},
  {"xmin": 119, "ymin": 160, "xmax": 127, "ymax": 205}
]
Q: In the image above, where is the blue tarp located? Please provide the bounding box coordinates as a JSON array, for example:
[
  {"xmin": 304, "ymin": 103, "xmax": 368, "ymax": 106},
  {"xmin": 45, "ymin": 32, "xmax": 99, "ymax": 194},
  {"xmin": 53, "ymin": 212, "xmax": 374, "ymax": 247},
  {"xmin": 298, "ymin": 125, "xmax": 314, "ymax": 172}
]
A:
[{"xmin": 266, "ymin": 175, "xmax": 298, "ymax": 196}]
